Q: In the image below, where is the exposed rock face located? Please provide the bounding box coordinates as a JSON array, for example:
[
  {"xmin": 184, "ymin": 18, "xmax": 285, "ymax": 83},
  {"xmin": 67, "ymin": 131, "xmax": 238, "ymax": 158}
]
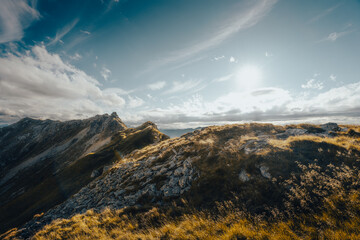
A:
[
  {"xmin": 0, "ymin": 113, "xmax": 125, "ymax": 181},
  {"xmin": 18, "ymin": 143, "xmax": 198, "ymax": 239},
  {"xmin": 0, "ymin": 113, "xmax": 168, "ymax": 233},
  {"xmin": 320, "ymin": 122, "xmax": 339, "ymax": 132}
]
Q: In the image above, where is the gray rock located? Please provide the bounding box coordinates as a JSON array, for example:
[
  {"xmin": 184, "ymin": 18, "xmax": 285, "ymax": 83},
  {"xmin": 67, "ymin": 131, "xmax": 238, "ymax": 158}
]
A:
[
  {"xmin": 91, "ymin": 168, "xmax": 102, "ymax": 178},
  {"xmin": 239, "ymin": 169, "xmax": 250, "ymax": 182},
  {"xmin": 259, "ymin": 165, "xmax": 271, "ymax": 179},
  {"xmin": 320, "ymin": 122, "xmax": 339, "ymax": 132}
]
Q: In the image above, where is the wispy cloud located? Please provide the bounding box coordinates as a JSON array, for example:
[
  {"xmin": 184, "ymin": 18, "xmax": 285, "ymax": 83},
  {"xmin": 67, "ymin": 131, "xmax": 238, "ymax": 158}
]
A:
[
  {"xmin": 69, "ymin": 53, "xmax": 82, "ymax": 61},
  {"xmin": 330, "ymin": 74, "xmax": 337, "ymax": 81},
  {"xmin": 213, "ymin": 74, "xmax": 234, "ymax": 82},
  {"xmin": 301, "ymin": 79, "xmax": 324, "ymax": 90},
  {"xmin": 319, "ymin": 31, "xmax": 353, "ymax": 42},
  {"xmin": 48, "ymin": 18, "xmax": 79, "ymax": 46},
  {"xmin": 164, "ymin": 79, "xmax": 203, "ymax": 94},
  {"xmin": 142, "ymin": 0, "xmax": 278, "ymax": 75},
  {"xmin": 101, "ymin": 66, "xmax": 111, "ymax": 81},
  {"xmin": 309, "ymin": 3, "xmax": 341, "ymax": 23},
  {"xmin": 0, "ymin": 0, "xmax": 40, "ymax": 43},
  {"xmin": 213, "ymin": 55, "xmax": 225, "ymax": 61},
  {"xmin": 148, "ymin": 81, "xmax": 166, "ymax": 90},
  {"xmin": 128, "ymin": 96, "xmax": 144, "ymax": 108},
  {"xmin": 80, "ymin": 30, "xmax": 91, "ymax": 35}
]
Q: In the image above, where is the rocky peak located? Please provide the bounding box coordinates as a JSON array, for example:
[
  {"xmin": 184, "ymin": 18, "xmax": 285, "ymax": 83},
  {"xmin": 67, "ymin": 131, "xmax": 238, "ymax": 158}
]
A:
[{"xmin": 138, "ymin": 121, "xmax": 159, "ymax": 130}]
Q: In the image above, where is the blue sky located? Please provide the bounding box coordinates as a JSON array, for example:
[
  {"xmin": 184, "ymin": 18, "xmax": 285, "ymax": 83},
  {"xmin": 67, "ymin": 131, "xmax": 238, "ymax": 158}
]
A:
[{"xmin": 0, "ymin": 0, "xmax": 360, "ymax": 128}]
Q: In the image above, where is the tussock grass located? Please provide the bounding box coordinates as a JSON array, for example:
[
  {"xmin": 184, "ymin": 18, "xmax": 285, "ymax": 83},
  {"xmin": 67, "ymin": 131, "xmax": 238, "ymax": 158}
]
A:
[
  {"xmin": 28, "ymin": 189, "xmax": 360, "ymax": 240},
  {"xmin": 3, "ymin": 123, "xmax": 360, "ymax": 239}
]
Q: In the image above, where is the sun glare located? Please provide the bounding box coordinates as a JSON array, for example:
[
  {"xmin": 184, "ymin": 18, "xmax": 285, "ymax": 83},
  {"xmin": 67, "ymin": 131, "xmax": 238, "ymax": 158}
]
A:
[{"xmin": 235, "ymin": 65, "xmax": 262, "ymax": 90}]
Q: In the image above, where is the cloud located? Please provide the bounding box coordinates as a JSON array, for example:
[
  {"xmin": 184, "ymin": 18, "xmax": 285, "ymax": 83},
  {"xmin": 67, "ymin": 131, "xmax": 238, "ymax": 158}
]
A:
[
  {"xmin": 122, "ymin": 83, "xmax": 360, "ymax": 128},
  {"xmin": 164, "ymin": 79, "xmax": 203, "ymax": 94},
  {"xmin": 69, "ymin": 53, "xmax": 82, "ymax": 61},
  {"xmin": 0, "ymin": 0, "xmax": 40, "ymax": 43},
  {"xmin": 148, "ymin": 81, "xmax": 166, "ymax": 90},
  {"xmin": 213, "ymin": 74, "xmax": 234, "ymax": 82},
  {"xmin": 128, "ymin": 96, "xmax": 144, "ymax": 108},
  {"xmin": 301, "ymin": 79, "xmax": 324, "ymax": 90},
  {"xmin": 320, "ymin": 31, "xmax": 353, "ymax": 42},
  {"xmin": 80, "ymin": 30, "xmax": 91, "ymax": 35},
  {"xmin": 101, "ymin": 66, "xmax": 111, "ymax": 81},
  {"xmin": 141, "ymin": 0, "xmax": 278, "ymax": 75},
  {"xmin": 213, "ymin": 55, "xmax": 225, "ymax": 61},
  {"xmin": 229, "ymin": 56, "xmax": 236, "ymax": 63},
  {"xmin": 48, "ymin": 18, "xmax": 79, "ymax": 46},
  {"xmin": 309, "ymin": 3, "xmax": 341, "ymax": 23},
  {"xmin": 330, "ymin": 74, "xmax": 337, "ymax": 81},
  {"xmin": 0, "ymin": 45, "xmax": 126, "ymax": 122}
]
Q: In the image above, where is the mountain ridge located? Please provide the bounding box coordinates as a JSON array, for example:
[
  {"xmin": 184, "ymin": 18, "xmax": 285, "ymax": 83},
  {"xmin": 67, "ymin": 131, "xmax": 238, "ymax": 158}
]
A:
[
  {"xmin": 0, "ymin": 113, "xmax": 168, "ymax": 234},
  {"xmin": 3, "ymin": 121, "xmax": 360, "ymax": 239}
]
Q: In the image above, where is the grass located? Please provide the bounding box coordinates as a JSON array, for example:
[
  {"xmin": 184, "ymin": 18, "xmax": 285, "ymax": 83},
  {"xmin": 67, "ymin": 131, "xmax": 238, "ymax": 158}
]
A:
[
  {"xmin": 18, "ymin": 186, "xmax": 360, "ymax": 240},
  {"xmin": 3, "ymin": 123, "xmax": 360, "ymax": 239}
]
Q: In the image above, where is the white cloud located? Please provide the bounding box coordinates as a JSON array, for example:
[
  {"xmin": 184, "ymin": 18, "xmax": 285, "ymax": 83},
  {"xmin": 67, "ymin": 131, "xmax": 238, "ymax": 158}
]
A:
[
  {"xmin": 330, "ymin": 74, "xmax": 337, "ymax": 81},
  {"xmin": 214, "ymin": 74, "xmax": 234, "ymax": 82},
  {"xmin": 164, "ymin": 79, "xmax": 203, "ymax": 94},
  {"xmin": 320, "ymin": 31, "xmax": 352, "ymax": 42},
  {"xmin": 0, "ymin": 45, "xmax": 126, "ymax": 121},
  {"xmin": 80, "ymin": 30, "xmax": 91, "ymax": 35},
  {"xmin": 229, "ymin": 56, "xmax": 236, "ymax": 63},
  {"xmin": 148, "ymin": 81, "xmax": 166, "ymax": 90},
  {"xmin": 141, "ymin": 0, "xmax": 278, "ymax": 75},
  {"xmin": 128, "ymin": 96, "xmax": 144, "ymax": 108},
  {"xmin": 301, "ymin": 79, "xmax": 324, "ymax": 90},
  {"xmin": 214, "ymin": 55, "xmax": 225, "ymax": 61},
  {"xmin": 48, "ymin": 18, "xmax": 79, "ymax": 46},
  {"xmin": 69, "ymin": 53, "xmax": 82, "ymax": 61},
  {"xmin": 122, "ymin": 82, "xmax": 360, "ymax": 128},
  {"xmin": 101, "ymin": 66, "xmax": 111, "ymax": 81},
  {"xmin": 0, "ymin": 0, "xmax": 40, "ymax": 43}
]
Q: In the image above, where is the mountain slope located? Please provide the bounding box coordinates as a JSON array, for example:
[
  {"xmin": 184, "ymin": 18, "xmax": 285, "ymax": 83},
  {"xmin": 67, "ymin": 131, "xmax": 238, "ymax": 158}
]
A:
[
  {"xmin": 0, "ymin": 113, "xmax": 168, "ymax": 234},
  {"xmin": 5, "ymin": 122, "xmax": 360, "ymax": 239}
]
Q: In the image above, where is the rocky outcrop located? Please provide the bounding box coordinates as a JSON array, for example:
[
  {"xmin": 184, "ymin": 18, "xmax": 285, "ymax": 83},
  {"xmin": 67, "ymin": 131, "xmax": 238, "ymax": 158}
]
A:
[{"xmin": 17, "ymin": 144, "xmax": 198, "ymax": 239}]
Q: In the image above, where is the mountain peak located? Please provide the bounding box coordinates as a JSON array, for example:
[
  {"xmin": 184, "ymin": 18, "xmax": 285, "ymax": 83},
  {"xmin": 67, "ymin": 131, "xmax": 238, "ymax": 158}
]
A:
[{"xmin": 110, "ymin": 112, "xmax": 119, "ymax": 118}]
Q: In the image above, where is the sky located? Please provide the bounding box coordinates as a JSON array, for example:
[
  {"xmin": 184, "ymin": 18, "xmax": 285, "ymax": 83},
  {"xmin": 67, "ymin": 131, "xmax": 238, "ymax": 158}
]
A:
[{"xmin": 0, "ymin": 0, "xmax": 360, "ymax": 129}]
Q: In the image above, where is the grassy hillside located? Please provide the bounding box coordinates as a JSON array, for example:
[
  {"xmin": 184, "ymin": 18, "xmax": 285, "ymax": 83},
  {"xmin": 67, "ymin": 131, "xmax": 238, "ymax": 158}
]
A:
[{"xmin": 3, "ymin": 123, "xmax": 360, "ymax": 239}]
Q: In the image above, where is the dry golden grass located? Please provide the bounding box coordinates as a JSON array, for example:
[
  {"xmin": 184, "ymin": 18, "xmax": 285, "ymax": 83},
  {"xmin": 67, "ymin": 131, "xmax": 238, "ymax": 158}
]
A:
[
  {"xmin": 4, "ymin": 123, "xmax": 360, "ymax": 240},
  {"xmin": 29, "ymin": 192, "xmax": 360, "ymax": 240}
]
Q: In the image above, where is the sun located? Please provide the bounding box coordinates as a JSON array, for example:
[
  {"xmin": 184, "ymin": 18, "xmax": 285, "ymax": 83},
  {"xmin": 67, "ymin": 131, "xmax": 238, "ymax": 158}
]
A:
[{"xmin": 235, "ymin": 65, "xmax": 262, "ymax": 90}]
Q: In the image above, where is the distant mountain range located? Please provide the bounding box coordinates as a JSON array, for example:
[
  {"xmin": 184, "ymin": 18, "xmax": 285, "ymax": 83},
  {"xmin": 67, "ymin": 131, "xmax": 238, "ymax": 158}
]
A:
[
  {"xmin": 160, "ymin": 127, "xmax": 203, "ymax": 138},
  {"xmin": 1, "ymin": 116, "xmax": 360, "ymax": 239}
]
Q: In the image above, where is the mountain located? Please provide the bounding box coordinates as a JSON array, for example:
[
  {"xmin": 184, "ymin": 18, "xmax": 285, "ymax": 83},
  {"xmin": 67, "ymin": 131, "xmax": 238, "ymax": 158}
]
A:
[
  {"xmin": 0, "ymin": 113, "xmax": 168, "ymax": 234},
  {"xmin": 160, "ymin": 127, "xmax": 203, "ymax": 138},
  {"xmin": 2, "ymin": 122, "xmax": 360, "ymax": 239}
]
